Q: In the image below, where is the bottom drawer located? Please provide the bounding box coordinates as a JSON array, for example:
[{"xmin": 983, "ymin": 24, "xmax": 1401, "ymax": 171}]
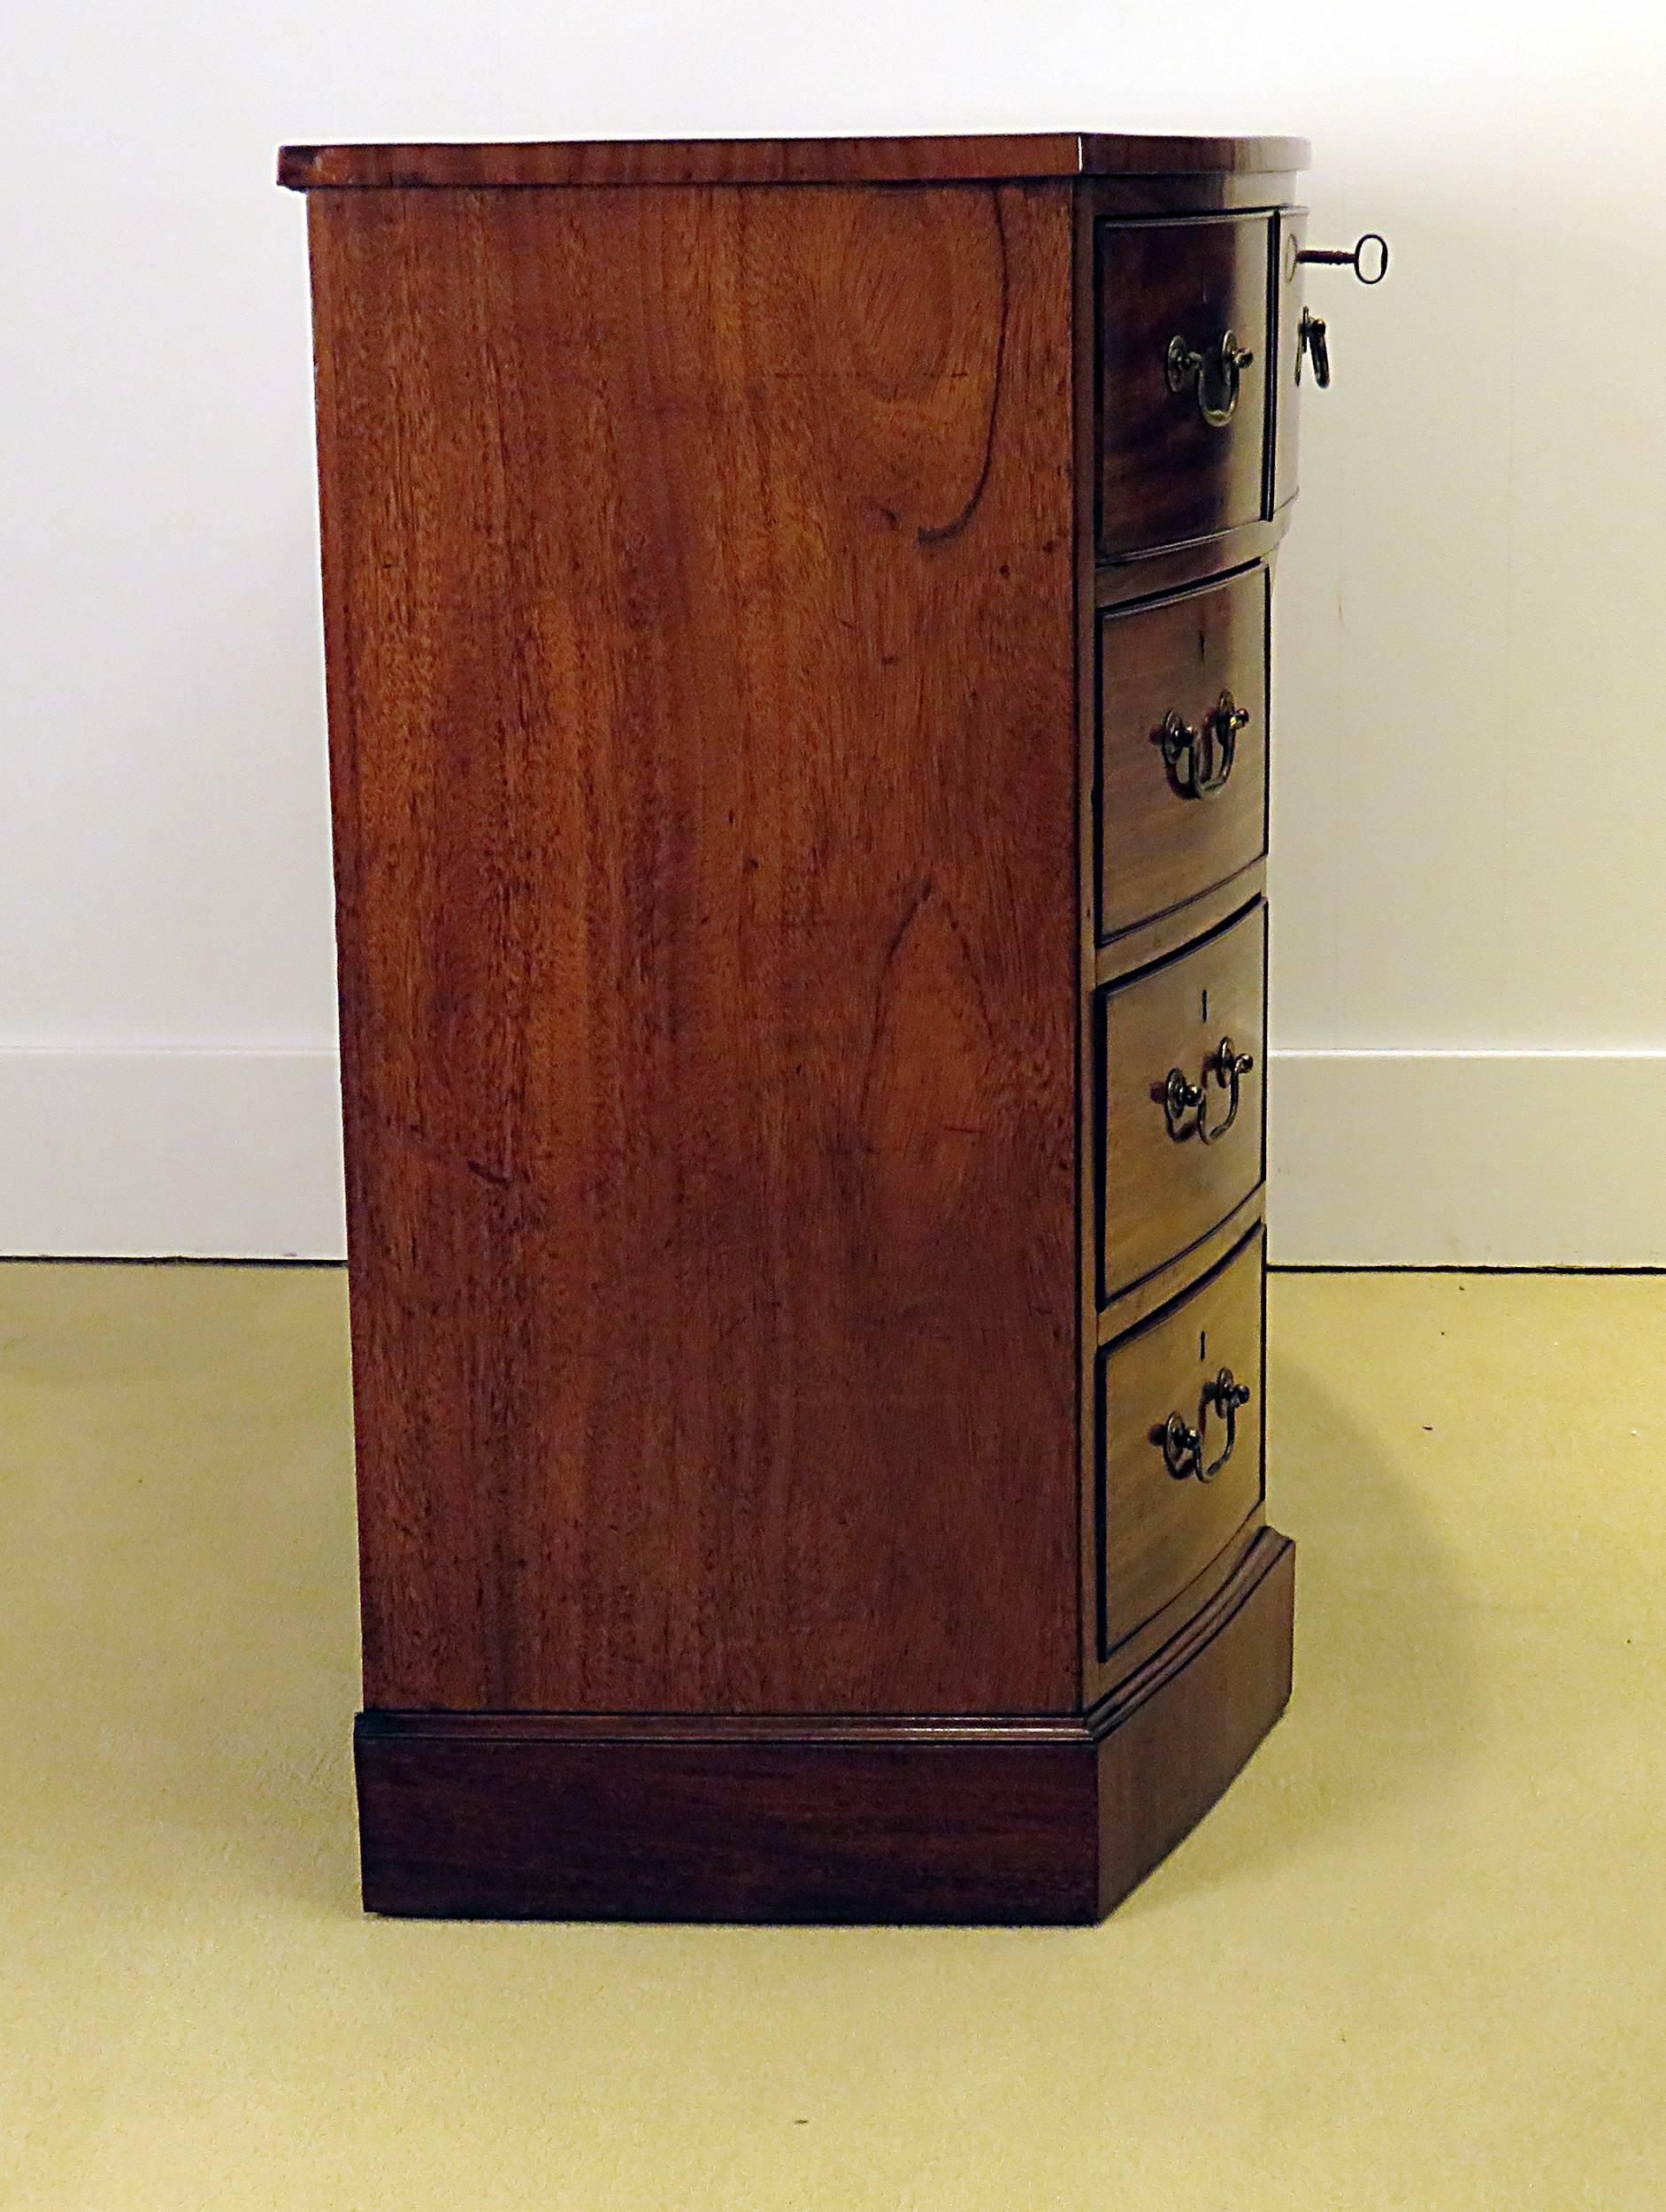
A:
[{"xmin": 1097, "ymin": 1225, "xmax": 1264, "ymax": 1657}]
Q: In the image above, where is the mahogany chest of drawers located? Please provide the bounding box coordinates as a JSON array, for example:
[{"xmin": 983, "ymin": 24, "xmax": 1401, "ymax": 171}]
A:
[{"xmin": 281, "ymin": 130, "xmax": 1330, "ymax": 1923}]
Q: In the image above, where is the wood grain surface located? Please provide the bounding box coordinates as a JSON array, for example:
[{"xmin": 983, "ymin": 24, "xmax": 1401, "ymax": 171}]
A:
[
  {"xmin": 1099, "ymin": 899, "xmax": 1266, "ymax": 1300},
  {"xmin": 1094, "ymin": 1523, "xmax": 1291, "ymax": 1911},
  {"xmin": 1092, "ymin": 859, "xmax": 1266, "ymax": 989},
  {"xmin": 1273, "ymin": 208, "xmax": 1309, "ymax": 511},
  {"xmin": 356, "ymin": 1719, "xmax": 1103, "ymax": 1924},
  {"xmin": 1097, "ymin": 214, "xmax": 1275, "ymax": 559},
  {"xmin": 350, "ymin": 1524, "xmax": 1292, "ymax": 1923},
  {"xmin": 309, "ymin": 180, "xmax": 1080, "ymax": 1716},
  {"xmin": 280, "ymin": 133, "xmax": 1311, "ymax": 193},
  {"xmin": 1097, "ymin": 564, "xmax": 1269, "ymax": 940},
  {"xmin": 1092, "ymin": 510, "xmax": 1291, "ymax": 611},
  {"xmin": 1094, "ymin": 1185, "xmax": 1265, "ymax": 1346},
  {"xmin": 1096, "ymin": 1226, "xmax": 1264, "ymax": 1652}
]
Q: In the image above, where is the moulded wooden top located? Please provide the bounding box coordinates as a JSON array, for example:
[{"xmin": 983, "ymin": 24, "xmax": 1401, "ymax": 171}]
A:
[{"xmin": 277, "ymin": 131, "xmax": 1309, "ymax": 192}]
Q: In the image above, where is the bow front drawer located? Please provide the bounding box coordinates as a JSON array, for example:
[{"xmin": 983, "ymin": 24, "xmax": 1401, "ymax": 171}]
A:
[
  {"xmin": 1096, "ymin": 1225, "xmax": 1264, "ymax": 1655},
  {"xmin": 1097, "ymin": 565, "xmax": 1269, "ymax": 941},
  {"xmin": 1097, "ymin": 214, "xmax": 1275, "ymax": 560},
  {"xmin": 1099, "ymin": 901, "xmax": 1265, "ymax": 1301}
]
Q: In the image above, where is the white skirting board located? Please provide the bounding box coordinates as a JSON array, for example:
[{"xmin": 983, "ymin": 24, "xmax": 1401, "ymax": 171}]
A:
[
  {"xmin": 0, "ymin": 1048, "xmax": 346, "ymax": 1261},
  {"xmin": 1268, "ymin": 1049, "xmax": 1666, "ymax": 1269},
  {"xmin": 0, "ymin": 1046, "xmax": 1659, "ymax": 1267}
]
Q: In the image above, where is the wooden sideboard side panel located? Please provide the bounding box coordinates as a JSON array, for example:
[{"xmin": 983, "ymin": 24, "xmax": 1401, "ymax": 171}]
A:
[{"xmin": 309, "ymin": 182, "xmax": 1081, "ymax": 1717}]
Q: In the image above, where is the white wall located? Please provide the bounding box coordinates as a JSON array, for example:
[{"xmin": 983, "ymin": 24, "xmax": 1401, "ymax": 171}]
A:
[{"xmin": 4, "ymin": 0, "xmax": 1664, "ymax": 1261}]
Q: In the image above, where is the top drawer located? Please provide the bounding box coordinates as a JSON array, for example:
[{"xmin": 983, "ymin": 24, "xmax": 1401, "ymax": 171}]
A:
[{"xmin": 1097, "ymin": 216, "xmax": 1275, "ymax": 561}]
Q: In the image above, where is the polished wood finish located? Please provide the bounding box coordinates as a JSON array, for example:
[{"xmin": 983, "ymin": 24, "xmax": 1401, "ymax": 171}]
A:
[
  {"xmin": 1096, "ymin": 1184, "xmax": 1264, "ymax": 1342},
  {"xmin": 1273, "ymin": 209, "xmax": 1309, "ymax": 511},
  {"xmin": 285, "ymin": 131, "xmax": 1315, "ymax": 1924},
  {"xmin": 1093, "ymin": 511, "xmax": 1290, "ymax": 610},
  {"xmin": 1083, "ymin": 1509, "xmax": 1264, "ymax": 1707},
  {"xmin": 1094, "ymin": 857, "xmax": 1266, "ymax": 989},
  {"xmin": 1092, "ymin": 1525, "xmax": 1292, "ymax": 1913},
  {"xmin": 357, "ymin": 1716, "xmax": 1102, "ymax": 1924},
  {"xmin": 280, "ymin": 132, "xmax": 1310, "ymax": 192},
  {"xmin": 309, "ymin": 180, "xmax": 1079, "ymax": 1717},
  {"xmin": 355, "ymin": 1527, "xmax": 1293, "ymax": 1924},
  {"xmin": 1097, "ymin": 1227, "xmax": 1264, "ymax": 1653},
  {"xmin": 1097, "ymin": 215, "xmax": 1275, "ymax": 559},
  {"xmin": 1099, "ymin": 900, "xmax": 1266, "ymax": 1299},
  {"xmin": 1087, "ymin": 173, "xmax": 1302, "ymax": 222},
  {"xmin": 1097, "ymin": 565, "xmax": 1269, "ymax": 940}
]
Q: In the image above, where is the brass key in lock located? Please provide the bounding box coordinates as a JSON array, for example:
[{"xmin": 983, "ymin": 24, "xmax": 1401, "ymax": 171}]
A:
[{"xmin": 1297, "ymin": 233, "xmax": 1389, "ymax": 284}]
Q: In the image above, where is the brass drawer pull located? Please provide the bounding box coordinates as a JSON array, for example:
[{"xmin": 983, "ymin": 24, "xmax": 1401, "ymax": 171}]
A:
[
  {"xmin": 1165, "ymin": 329, "xmax": 1255, "ymax": 428},
  {"xmin": 1154, "ymin": 1368, "xmax": 1253, "ymax": 1484},
  {"xmin": 1162, "ymin": 1035, "xmax": 1255, "ymax": 1146},
  {"xmin": 1297, "ymin": 308, "xmax": 1331, "ymax": 388},
  {"xmin": 1153, "ymin": 690, "xmax": 1250, "ymax": 799}
]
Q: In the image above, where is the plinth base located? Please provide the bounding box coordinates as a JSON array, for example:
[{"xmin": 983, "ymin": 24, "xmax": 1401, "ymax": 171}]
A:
[{"xmin": 355, "ymin": 1530, "xmax": 1293, "ymax": 1925}]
